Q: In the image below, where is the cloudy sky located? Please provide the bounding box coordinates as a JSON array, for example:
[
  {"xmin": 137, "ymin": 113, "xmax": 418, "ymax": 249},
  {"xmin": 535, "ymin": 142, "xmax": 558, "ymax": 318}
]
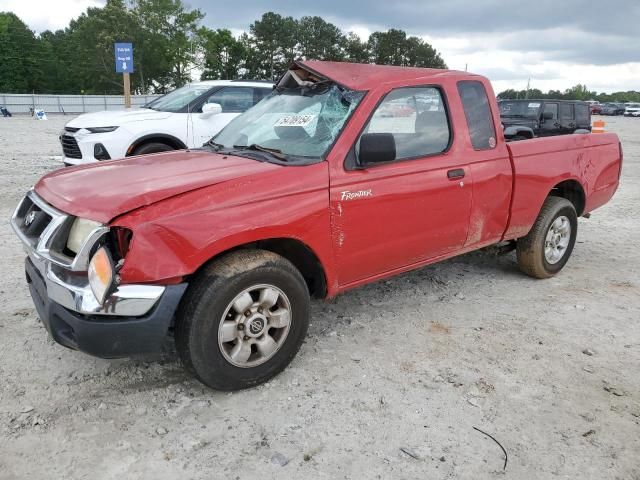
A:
[{"xmin": 3, "ymin": 0, "xmax": 639, "ymax": 93}]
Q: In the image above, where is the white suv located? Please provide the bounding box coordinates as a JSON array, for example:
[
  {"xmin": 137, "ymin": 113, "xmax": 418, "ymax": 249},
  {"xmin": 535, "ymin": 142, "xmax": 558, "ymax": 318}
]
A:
[
  {"xmin": 60, "ymin": 80, "xmax": 273, "ymax": 165},
  {"xmin": 624, "ymin": 103, "xmax": 640, "ymax": 117}
]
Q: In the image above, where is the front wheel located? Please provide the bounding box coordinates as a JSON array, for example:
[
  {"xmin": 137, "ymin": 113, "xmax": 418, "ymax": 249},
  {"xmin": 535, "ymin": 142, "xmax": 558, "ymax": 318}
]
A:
[
  {"xmin": 516, "ymin": 196, "xmax": 578, "ymax": 278},
  {"xmin": 175, "ymin": 249, "xmax": 310, "ymax": 391}
]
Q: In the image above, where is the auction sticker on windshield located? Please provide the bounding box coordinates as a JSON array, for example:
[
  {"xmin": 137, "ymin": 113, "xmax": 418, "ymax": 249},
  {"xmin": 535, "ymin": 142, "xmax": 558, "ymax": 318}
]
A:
[
  {"xmin": 275, "ymin": 115, "xmax": 315, "ymax": 127},
  {"xmin": 528, "ymin": 103, "xmax": 541, "ymax": 108}
]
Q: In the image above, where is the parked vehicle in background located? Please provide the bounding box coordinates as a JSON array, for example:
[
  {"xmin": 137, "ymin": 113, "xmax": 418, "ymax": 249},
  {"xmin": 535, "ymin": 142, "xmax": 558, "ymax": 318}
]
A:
[
  {"xmin": 590, "ymin": 103, "xmax": 602, "ymax": 115},
  {"xmin": 600, "ymin": 103, "xmax": 626, "ymax": 116},
  {"xmin": 60, "ymin": 80, "xmax": 273, "ymax": 166},
  {"xmin": 624, "ymin": 103, "xmax": 640, "ymax": 117},
  {"xmin": 12, "ymin": 61, "xmax": 622, "ymax": 390},
  {"xmin": 499, "ymin": 99, "xmax": 591, "ymax": 140}
]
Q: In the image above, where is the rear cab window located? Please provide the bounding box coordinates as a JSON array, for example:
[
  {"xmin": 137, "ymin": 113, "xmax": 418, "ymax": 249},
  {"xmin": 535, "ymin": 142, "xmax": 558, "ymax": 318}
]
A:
[
  {"xmin": 359, "ymin": 86, "xmax": 451, "ymax": 162},
  {"xmin": 457, "ymin": 81, "xmax": 497, "ymax": 150},
  {"xmin": 575, "ymin": 104, "xmax": 589, "ymax": 125},
  {"xmin": 560, "ymin": 103, "xmax": 574, "ymax": 120}
]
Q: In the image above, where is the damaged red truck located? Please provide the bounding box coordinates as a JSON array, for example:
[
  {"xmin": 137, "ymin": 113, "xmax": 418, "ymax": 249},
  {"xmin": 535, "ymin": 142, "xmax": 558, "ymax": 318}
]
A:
[{"xmin": 11, "ymin": 61, "xmax": 622, "ymax": 390}]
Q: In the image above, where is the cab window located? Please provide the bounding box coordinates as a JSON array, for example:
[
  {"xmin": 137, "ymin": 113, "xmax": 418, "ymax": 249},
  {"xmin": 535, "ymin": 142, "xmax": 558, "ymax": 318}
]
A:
[
  {"xmin": 359, "ymin": 86, "xmax": 450, "ymax": 161},
  {"xmin": 560, "ymin": 103, "xmax": 574, "ymax": 120},
  {"xmin": 457, "ymin": 81, "xmax": 496, "ymax": 150}
]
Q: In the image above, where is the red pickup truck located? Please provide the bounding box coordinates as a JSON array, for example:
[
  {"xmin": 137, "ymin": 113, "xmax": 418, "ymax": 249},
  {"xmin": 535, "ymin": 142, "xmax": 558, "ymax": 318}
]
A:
[{"xmin": 11, "ymin": 61, "xmax": 622, "ymax": 390}]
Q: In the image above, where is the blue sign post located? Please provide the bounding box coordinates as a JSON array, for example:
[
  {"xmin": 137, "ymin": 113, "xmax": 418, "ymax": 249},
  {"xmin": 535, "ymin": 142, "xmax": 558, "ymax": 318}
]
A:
[
  {"xmin": 114, "ymin": 43, "xmax": 134, "ymax": 73},
  {"xmin": 114, "ymin": 43, "xmax": 133, "ymax": 107}
]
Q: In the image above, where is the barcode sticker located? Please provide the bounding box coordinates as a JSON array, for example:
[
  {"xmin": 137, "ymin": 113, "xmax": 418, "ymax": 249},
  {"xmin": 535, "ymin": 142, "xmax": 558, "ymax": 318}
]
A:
[{"xmin": 274, "ymin": 115, "xmax": 315, "ymax": 127}]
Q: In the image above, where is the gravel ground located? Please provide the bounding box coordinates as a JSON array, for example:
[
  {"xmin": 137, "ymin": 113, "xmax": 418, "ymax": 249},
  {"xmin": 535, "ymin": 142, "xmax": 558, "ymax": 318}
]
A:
[{"xmin": 0, "ymin": 115, "xmax": 638, "ymax": 480}]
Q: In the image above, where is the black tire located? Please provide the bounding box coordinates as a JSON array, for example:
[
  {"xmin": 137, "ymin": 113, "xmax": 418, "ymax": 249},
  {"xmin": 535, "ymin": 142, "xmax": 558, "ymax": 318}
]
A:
[
  {"xmin": 516, "ymin": 196, "xmax": 578, "ymax": 279},
  {"xmin": 175, "ymin": 249, "xmax": 310, "ymax": 391},
  {"xmin": 131, "ymin": 142, "xmax": 175, "ymax": 156},
  {"xmin": 510, "ymin": 135, "xmax": 529, "ymax": 141}
]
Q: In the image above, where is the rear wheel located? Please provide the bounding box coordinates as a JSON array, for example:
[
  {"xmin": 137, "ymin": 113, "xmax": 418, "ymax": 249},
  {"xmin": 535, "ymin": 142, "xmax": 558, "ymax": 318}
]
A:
[
  {"xmin": 516, "ymin": 196, "xmax": 578, "ymax": 278},
  {"xmin": 175, "ymin": 249, "xmax": 310, "ymax": 391},
  {"xmin": 131, "ymin": 142, "xmax": 175, "ymax": 156}
]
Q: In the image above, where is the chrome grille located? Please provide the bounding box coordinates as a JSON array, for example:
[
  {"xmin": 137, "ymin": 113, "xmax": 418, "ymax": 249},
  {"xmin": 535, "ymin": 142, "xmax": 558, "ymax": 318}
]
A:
[{"xmin": 11, "ymin": 191, "xmax": 109, "ymax": 272}]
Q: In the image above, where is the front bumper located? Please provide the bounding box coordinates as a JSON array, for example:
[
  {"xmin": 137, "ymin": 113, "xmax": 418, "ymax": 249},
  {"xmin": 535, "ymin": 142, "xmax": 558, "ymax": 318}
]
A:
[
  {"xmin": 60, "ymin": 129, "xmax": 127, "ymax": 166},
  {"xmin": 25, "ymin": 256, "xmax": 187, "ymax": 358}
]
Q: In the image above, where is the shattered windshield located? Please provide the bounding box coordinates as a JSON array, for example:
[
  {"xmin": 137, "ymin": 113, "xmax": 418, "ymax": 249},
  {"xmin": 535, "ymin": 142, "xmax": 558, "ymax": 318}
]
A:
[
  {"xmin": 498, "ymin": 101, "xmax": 541, "ymax": 118},
  {"xmin": 211, "ymin": 84, "xmax": 364, "ymax": 162}
]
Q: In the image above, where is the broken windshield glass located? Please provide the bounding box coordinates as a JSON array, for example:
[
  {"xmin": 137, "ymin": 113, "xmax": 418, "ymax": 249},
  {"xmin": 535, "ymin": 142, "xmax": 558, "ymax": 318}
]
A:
[{"xmin": 210, "ymin": 84, "xmax": 365, "ymax": 162}]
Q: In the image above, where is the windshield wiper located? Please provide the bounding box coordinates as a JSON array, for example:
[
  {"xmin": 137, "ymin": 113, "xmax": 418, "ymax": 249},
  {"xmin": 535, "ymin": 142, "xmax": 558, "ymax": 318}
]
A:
[
  {"xmin": 233, "ymin": 144, "xmax": 289, "ymax": 161},
  {"xmin": 206, "ymin": 139, "xmax": 226, "ymax": 151}
]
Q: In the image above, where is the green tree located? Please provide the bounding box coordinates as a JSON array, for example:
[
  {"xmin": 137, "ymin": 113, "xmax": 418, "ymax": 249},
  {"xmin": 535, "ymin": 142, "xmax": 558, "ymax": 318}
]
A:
[
  {"xmin": 134, "ymin": 0, "xmax": 204, "ymax": 91},
  {"xmin": 368, "ymin": 29, "xmax": 446, "ymax": 68},
  {"xmin": 199, "ymin": 28, "xmax": 246, "ymax": 79},
  {"xmin": 563, "ymin": 84, "xmax": 591, "ymax": 101},
  {"xmin": 343, "ymin": 32, "xmax": 369, "ymax": 63},
  {"xmin": 62, "ymin": 0, "xmax": 142, "ymax": 94},
  {"xmin": 249, "ymin": 12, "xmax": 298, "ymax": 80},
  {"xmin": 0, "ymin": 12, "xmax": 42, "ymax": 92},
  {"xmin": 297, "ymin": 16, "xmax": 345, "ymax": 61}
]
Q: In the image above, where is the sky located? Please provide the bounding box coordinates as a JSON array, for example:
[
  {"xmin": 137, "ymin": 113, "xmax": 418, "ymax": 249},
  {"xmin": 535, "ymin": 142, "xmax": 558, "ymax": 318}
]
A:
[{"xmin": 2, "ymin": 0, "xmax": 638, "ymax": 94}]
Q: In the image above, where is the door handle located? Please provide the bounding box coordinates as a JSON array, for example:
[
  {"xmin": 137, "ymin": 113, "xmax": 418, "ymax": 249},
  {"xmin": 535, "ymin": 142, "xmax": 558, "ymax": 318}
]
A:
[{"xmin": 447, "ymin": 168, "xmax": 465, "ymax": 180}]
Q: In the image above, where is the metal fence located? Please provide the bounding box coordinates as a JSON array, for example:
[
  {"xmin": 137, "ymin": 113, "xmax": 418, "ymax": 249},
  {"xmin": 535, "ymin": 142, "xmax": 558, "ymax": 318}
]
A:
[{"xmin": 0, "ymin": 93, "xmax": 161, "ymax": 115}]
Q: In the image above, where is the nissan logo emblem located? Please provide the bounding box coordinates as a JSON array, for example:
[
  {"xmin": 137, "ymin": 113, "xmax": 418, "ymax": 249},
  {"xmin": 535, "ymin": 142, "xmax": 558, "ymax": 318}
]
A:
[
  {"xmin": 24, "ymin": 211, "xmax": 36, "ymax": 227},
  {"xmin": 249, "ymin": 318, "xmax": 264, "ymax": 334}
]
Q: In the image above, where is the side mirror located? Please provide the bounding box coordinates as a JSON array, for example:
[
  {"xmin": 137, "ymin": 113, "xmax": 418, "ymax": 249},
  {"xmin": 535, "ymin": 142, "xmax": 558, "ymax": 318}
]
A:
[
  {"xmin": 359, "ymin": 133, "xmax": 396, "ymax": 165},
  {"xmin": 201, "ymin": 102, "xmax": 222, "ymax": 117},
  {"xmin": 542, "ymin": 111, "xmax": 554, "ymax": 120}
]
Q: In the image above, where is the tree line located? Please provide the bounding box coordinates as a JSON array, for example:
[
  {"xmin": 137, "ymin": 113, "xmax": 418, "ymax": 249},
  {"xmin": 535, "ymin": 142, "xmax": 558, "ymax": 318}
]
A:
[
  {"xmin": 0, "ymin": 0, "xmax": 447, "ymax": 95},
  {"xmin": 498, "ymin": 84, "xmax": 640, "ymax": 104}
]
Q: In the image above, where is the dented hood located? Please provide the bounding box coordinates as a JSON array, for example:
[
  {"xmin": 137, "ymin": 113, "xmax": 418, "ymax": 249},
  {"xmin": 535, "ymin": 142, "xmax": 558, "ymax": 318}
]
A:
[{"xmin": 35, "ymin": 150, "xmax": 279, "ymax": 223}]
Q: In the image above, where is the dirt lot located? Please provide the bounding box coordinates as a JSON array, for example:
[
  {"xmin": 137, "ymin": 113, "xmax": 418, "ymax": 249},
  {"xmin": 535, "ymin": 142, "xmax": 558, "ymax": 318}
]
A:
[{"xmin": 0, "ymin": 115, "xmax": 638, "ymax": 480}]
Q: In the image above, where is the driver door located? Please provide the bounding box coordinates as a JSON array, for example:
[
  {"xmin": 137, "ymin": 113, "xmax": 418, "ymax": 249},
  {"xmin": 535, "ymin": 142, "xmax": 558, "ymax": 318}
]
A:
[{"xmin": 330, "ymin": 86, "xmax": 472, "ymax": 285}]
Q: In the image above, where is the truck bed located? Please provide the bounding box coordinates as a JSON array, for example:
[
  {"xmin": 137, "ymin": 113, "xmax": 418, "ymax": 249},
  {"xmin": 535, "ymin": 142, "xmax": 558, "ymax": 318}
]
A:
[{"xmin": 504, "ymin": 133, "xmax": 622, "ymax": 240}]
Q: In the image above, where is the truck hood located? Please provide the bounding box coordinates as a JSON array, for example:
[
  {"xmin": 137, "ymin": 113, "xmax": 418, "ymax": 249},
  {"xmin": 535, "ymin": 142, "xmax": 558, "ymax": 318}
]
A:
[
  {"xmin": 35, "ymin": 150, "xmax": 279, "ymax": 223},
  {"xmin": 66, "ymin": 108, "xmax": 173, "ymax": 128}
]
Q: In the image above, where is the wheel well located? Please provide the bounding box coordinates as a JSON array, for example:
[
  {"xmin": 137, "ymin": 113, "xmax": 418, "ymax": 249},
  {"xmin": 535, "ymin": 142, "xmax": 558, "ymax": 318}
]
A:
[
  {"xmin": 199, "ymin": 239, "xmax": 328, "ymax": 299},
  {"xmin": 127, "ymin": 134, "xmax": 187, "ymax": 156},
  {"xmin": 549, "ymin": 180, "xmax": 585, "ymax": 216}
]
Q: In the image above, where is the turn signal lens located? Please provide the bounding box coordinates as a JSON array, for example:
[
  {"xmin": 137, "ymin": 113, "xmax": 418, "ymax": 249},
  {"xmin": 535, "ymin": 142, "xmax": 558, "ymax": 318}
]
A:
[{"xmin": 88, "ymin": 246, "xmax": 115, "ymax": 305}]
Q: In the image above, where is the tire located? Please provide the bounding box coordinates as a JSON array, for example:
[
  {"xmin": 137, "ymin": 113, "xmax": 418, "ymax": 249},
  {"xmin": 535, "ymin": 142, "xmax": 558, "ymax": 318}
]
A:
[
  {"xmin": 516, "ymin": 196, "xmax": 578, "ymax": 279},
  {"xmin": 131, "ymin": 142, "xmax": 175, "ymax": 156},
  {"xmin": 510, "ymin": 135, "xmax": 529, "ymax": 141},
  {"xmin": 175, "ymin": 249, "xmax": 310, "ymax": 391}
]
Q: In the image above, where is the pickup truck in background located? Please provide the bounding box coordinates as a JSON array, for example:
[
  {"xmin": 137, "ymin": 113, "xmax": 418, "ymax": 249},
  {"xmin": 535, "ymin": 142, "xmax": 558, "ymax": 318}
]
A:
[
  {"xmin": 499, "ymin": 99, "xmax": 592, "ymax": 140},
  {"xmin": 11, "ymin": 61, "xmax": 622, "ymax": 391}
]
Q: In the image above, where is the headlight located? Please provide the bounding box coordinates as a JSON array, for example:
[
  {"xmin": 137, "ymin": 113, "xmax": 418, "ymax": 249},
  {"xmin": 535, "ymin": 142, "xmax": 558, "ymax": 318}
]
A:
[
  {"xmin": 86, "ymin": 126, "xmax": 119, "ymax": 133},
  {"xmin": 88, "ymin": 246, "xmax": 115, "ymax": 304},
  {"xmin": 67, "ymin": 218, "xmax": 102, "ymax": 254}
]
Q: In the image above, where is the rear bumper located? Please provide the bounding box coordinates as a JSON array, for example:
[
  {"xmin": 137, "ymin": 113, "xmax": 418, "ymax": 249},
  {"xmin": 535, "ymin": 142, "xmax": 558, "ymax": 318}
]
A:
[{"xmin": 25, "ymin": 257, "xmax": 187, "ymax": 358}]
